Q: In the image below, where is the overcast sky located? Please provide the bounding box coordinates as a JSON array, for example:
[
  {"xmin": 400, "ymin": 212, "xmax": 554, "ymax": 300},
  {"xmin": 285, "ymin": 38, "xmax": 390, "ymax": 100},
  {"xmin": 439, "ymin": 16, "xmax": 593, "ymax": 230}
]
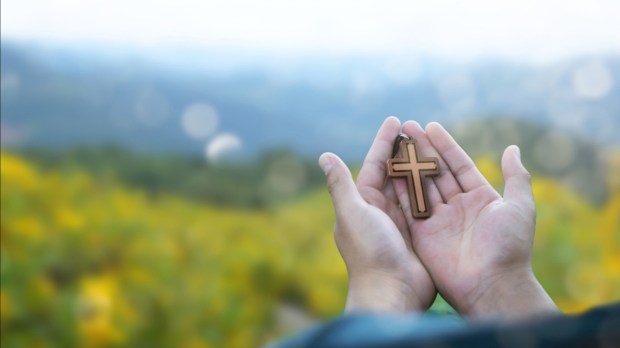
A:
[{"xmin": 2, "ymin": 0, "xmax": 619, "ymax": 61}]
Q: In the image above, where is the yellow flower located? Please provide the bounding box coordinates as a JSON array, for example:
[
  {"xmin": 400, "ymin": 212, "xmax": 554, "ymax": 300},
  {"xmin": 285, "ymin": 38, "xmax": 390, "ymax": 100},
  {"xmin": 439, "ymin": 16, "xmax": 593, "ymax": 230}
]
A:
[
  {"xmin": 184, "ymin": 337, "xmax": 212, "ymax": 348},
  {"xmin": 53, "ymin": 207, "xmax": 85, "ymax": 231},
  {"xmin": 76, "ymin": 275, "xmax": 124, "ymax": 346},
  {"xmin": 0, "ymin": 152, "xmax": 38, "ymax": 191},
  {"xmin": 10, "ymin": 217, "xmax": 43, "ymax": 240},
  {"xmin": 308, "ymin": 284, "xmax": 342, "ymax": 317}
]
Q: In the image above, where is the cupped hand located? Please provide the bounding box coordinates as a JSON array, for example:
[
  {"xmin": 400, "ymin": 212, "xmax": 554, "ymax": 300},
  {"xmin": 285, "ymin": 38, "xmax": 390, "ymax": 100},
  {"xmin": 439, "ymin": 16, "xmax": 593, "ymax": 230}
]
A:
[
  {"xmin": 393, "ymin": 121, "xmax": 557, "ymax": 317},
  {"xmin": 319, "ymin": 117, "xmax": 436, "ymax": 313}
]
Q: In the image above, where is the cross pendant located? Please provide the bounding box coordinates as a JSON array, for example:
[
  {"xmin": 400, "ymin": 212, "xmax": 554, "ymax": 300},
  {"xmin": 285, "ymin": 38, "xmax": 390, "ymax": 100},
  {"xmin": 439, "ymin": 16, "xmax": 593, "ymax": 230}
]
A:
[{"xmin": 387, "ymin": 137, "xmax": 439, "ymax": 218}]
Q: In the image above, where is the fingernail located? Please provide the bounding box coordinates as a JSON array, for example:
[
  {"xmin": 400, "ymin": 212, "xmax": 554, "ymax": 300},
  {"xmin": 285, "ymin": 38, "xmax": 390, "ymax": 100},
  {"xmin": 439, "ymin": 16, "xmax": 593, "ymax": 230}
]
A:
[
  {"xmin": 318, "ymin": 154, "xmax": 333, "ymax": 175},
  {"xmin": 515, "ymin": 145, "xmax": 521, "ymax": 159}
]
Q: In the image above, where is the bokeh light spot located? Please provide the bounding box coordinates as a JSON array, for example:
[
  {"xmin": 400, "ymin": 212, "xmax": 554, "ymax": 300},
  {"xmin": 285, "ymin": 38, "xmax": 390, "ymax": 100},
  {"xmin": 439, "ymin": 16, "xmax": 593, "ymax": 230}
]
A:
[
  {"xmin": 572, "ymin": 61, "xmax": 613, "ymax": 100},
  {"xmin": 181, "ymin": 102, "xmax": 219, "ymax": 139},
  {"xmin": 205, "ymin": 133, "xmax": 242, "ymax": 162}
]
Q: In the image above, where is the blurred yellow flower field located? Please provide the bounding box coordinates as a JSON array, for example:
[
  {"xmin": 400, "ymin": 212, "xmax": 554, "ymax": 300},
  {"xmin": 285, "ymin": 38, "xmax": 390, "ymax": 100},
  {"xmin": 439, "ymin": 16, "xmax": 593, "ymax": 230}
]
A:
[{"xmin": 1, "ymin": 151, "xmax": 619, "ymax": 347}]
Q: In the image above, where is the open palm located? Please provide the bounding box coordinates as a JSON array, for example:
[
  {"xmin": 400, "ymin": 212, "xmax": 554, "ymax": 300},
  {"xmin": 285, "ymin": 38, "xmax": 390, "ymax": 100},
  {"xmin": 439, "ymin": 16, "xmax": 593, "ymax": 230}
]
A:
[
  {"xmin": 392, "ymin": 121, "xmax": 537, "ymax": 315},
  {"xmin": 321, "ymin": 117, "xmax": 436, "ymax": 312}
]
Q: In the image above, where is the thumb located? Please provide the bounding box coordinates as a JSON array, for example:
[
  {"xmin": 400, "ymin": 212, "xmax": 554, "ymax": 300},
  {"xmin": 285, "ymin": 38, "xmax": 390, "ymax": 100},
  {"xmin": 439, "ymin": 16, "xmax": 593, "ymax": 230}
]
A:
[
  {"xmin": 319, "ymin": 152, "xmax": 362, "ymax": 212},
  {"xmin": 502, "ymin": 145, "xmax": 534, "ymax": 207}
]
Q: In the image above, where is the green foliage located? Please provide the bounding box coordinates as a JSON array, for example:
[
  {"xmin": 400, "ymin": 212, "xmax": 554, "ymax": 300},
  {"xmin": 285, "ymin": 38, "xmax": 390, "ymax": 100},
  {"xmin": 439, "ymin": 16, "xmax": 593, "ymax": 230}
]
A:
[
  {"xmin": 1, "ymin": 152, "xmax": 343, "ymax": 347},
  {"xmin": 19, "ymin": 147, "xmax": 326, "ymax": 209},
  {"xmin": 1, "ymin": 149, "xmax": 618, "ymax": 347}
]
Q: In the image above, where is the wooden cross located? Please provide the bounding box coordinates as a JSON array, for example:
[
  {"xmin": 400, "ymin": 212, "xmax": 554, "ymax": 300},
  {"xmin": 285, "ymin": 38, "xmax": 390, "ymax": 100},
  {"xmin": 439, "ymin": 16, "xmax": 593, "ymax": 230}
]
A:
[{"xmin": 387, "ymin": 139, "xmax": 439, "ymax": 218}]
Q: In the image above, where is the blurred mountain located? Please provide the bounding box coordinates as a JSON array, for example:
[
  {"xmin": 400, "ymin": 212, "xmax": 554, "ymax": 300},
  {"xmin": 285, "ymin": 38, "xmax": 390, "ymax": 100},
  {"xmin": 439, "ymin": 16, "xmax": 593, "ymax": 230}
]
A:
[
  {"xmin": 2, "ymin": 40, "xmax": 619, "ymax": 161},
  {"xmin": 449, "ymin": 118, "xmax": 613, "ymax": 203}
]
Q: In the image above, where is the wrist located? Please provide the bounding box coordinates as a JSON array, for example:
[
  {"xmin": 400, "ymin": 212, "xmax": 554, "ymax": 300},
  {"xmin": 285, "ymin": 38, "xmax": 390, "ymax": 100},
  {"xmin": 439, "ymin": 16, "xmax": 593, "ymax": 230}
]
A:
[
  {"xmin": 345, "ymin": 270, "xmax": 424, "ymax": 314},
  {"xmin": 465, "ymin": 268, "xmax": 558, "ymax": 318}
]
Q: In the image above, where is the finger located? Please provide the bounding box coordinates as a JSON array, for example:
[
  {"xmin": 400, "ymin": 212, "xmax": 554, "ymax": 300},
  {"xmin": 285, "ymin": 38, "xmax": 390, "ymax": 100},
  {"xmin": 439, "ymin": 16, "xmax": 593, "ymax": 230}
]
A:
[
  {"xmin": 502, "ymin": 145, "xmax": 534, "ymax": 210},
  {"xmin": 319, "ymin": 152, "xmax": 363, "ymax": 213},
  {"xmin": 426, "ymin": 178, "xmax": 444, "ymax": 208},
  {"xmin": 356, "ymin": 116, "xmax": 401, "ymax": 191},
  {"xmin": 425, "ymin": 122, "xmax": 493, "ymax": 194},
  {"xmin": 401, "ymin": 120, "xmax": 461, "ymax": 203}
]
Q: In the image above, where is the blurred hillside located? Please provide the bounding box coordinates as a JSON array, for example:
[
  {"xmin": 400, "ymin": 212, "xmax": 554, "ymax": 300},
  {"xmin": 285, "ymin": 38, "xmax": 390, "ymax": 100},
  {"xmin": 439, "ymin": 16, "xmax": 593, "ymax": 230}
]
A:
[
  {"xmin": 19, "ymin": 147, "xmax": 325, "ymax": 209},
  {"xmin": 3, "ymin": 40, "xmax": 619, "ymax": 204},
  {"xmin": 2, "ymin": 41, "xmax": 619, "ymax": 160},
  {"xmin": 13, "ymin": 116, "xmax": 615, "ymax": 207}
]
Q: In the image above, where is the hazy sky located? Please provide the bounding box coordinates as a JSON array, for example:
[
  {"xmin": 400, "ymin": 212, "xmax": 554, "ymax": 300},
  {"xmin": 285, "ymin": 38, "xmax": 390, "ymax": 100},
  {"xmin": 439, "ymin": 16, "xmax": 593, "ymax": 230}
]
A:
[{"xmin": 2, "ymin": 0, "xmax": 619, "ymax": 61}]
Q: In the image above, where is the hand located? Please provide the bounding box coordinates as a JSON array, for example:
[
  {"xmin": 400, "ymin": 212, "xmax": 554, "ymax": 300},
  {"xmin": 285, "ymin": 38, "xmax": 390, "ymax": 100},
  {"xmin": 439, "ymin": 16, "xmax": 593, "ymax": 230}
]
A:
[
  {"xmin": 318, "ymin": 117, "xmax": 436, "ymax": 313},
  {"xmin": 393, "ymin": 121, "xmax": 557, "ymax": 318}
]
